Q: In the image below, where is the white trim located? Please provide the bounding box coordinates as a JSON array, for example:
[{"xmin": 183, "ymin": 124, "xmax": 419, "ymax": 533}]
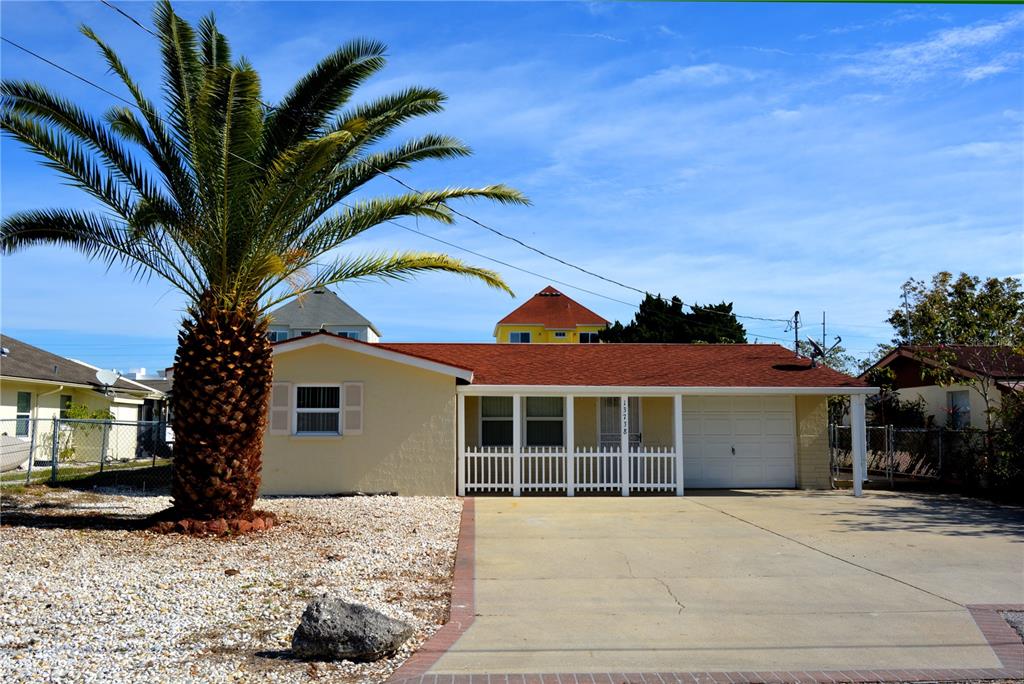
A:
[
  {"xmin": 850, "ymin": 393, "xmax": 867, "ymax": 497},
  {"xmin": 673, "ymin": 394, "xmax": 684, "ymax": 495},
  {"xmin": 457, "ymin": 394, "xmax": 466, "ymax": 496},
  {"xmin": 65, "ymin": 358, "xmax": 164, "ymax": 395},
  {"xmin": 273, "ymin": 334, "xmax": 473, "ymax": 381},
  {"xmin": 293, "ymin": 383, "xmax": 343, "ymax": 436},
  {"xmin": 0, "ymin": 374, "xmax": 156, "ymax": 397},
  {"xmin": 597, "ymin": 396, "xmax": 641, "ymax": 448},
  {"xmin": 459, "ymin": 385, "xmax": 878, "ymax": 397}
]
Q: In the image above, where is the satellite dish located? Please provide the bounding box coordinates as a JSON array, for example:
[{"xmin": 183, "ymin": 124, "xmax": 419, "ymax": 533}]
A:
[{"xmin": 96, "ymin": 369, "xmax": 120, "ymax": 387}]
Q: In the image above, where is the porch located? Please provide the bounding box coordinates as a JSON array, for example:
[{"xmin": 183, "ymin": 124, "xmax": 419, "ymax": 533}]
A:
[{"xmin": 456, "ymin": 389, "xmax": 872, "ymax": 497}]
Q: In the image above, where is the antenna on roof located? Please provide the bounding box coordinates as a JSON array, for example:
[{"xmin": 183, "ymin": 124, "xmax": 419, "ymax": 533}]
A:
[
  {"xmin": 96, "ymin": 369, "xmax": 121, "ymax": 397},
  {"xmin": 805, "ymin": 336, "xmax": 842, "ymax": 368}
]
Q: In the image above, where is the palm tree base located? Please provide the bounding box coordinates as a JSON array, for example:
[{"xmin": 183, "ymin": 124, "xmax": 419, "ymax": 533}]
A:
[{"xmin": 148, "ymin": 506, "xmax": 280, "ymax": 536}]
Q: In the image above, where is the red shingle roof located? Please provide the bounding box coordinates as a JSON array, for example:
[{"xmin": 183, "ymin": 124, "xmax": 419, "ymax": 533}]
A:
[
  {"xmin": 379, "ymin": 342, "xmax": 867, "ymax": 388},
  {"xmin": 496, "ymin": 286, "xmax": 609, "ymax": 329}
]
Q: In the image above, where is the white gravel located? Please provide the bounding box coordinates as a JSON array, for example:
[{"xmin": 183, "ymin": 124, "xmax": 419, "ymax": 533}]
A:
[{"xmin": 0, "ymin": 489, "xmax": 462, "ymax": 683}]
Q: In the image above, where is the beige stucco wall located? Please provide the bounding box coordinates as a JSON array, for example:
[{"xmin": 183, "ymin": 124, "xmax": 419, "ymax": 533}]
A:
[
  {"xmin": 795, "ymin": 395, "xmax": 830, "ymax": 489},
  {"xmin": 640, "ymin": 397, "xmax": 674, "ymax": 447},
  {"xmin": 896, "ymin": 383, "xmax": 999, "ymax": 430},
  {"xmin": 263, "ymin": 345, "xmax": 457, "ymax": 496}
]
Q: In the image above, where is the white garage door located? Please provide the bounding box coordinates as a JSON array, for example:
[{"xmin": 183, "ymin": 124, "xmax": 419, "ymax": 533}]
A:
[{"xmin": 683, "ymin": 396, "xmax": 796, "ymax": 488}]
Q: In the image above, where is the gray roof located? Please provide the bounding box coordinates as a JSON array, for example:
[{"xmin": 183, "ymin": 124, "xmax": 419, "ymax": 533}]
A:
[
  {"xmin": 0, "ymin": 334, "xmax": 161, "ymax": 395},
  {"xmin": 268, "ymin": 289, "xmax": 380, "ymax": 336}
]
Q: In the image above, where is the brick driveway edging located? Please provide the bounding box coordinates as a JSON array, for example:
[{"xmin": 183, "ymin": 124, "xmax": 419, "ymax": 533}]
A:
[
  {"xmin": 388, "ymin": 497, "xmax": 1023, "ymax": 684},
  {"xmin": 388, "ymin": 497, "xmax": 476, "ymax": 681}
]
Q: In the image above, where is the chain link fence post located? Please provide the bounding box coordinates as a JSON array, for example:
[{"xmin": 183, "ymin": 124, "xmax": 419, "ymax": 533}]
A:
[{"xmin": 49, "ymin": 417, "xmax": 59, "ymax": 483}]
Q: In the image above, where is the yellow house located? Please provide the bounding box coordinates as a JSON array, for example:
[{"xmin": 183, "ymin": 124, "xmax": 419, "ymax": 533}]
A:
[
  {"xmin": 493, "ymin": 286, "xmax": 609, "ymax": 343},
  {"xmin": 262, "ymin": 332, "xmax": 877, "ymax": 497},
  {"xmin": 0, "ymin": 334, "xmax": 166, "ymax": 465}
]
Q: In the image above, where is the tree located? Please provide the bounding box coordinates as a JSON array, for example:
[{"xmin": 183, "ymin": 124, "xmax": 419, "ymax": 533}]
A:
[
  {"xmin": 886, "ymin": 272, "xmax": 1023, "ymax": 348},
  {"xmin": 0, "ymin": 2, "xmax": 526, "ymax": 529},
  {"xmin": 883, "ymin": 272, "xmax": 1024, "ymax": 458},
  {"xmin": 600, "ymin": 295, "xmax": 747, "ymax": 343}
]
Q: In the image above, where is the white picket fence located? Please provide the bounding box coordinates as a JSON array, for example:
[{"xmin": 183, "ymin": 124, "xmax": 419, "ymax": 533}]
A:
[{"xmin": 461, "ymin": 445, "xmax": 680, "ymax": 496}]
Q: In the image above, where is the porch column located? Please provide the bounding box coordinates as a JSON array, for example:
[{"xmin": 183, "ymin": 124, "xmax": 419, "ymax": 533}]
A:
[
  {"xmin": 566, "ymin": 395, "xmax": 575, "ymax": 497},
  {"xmin": 512, "ymin": 394, "xmax": 522, "ymax": 496},
  {"xmin": 674, "ymin": 394, "xmax": 684, "ymax": 496},
  {"xmin": 457, "ymin": 393, "xmax": 466, "ymax": 496},
  {"xmin": 620, "ymin": 394, "xmax": 630, "ymax": 496},
  {"xmin": 850, "ymin": 393, "xmax": 867, "ymax": 497}
]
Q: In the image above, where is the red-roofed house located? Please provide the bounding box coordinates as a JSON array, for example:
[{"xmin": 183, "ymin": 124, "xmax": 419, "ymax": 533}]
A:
[
  {"xmin": 493, "ymin": 285, "xmax": 609, "ymax": 343},
  {"xmin": 262, "ymin": 333, "xmax": 875, "ymax": 497}
]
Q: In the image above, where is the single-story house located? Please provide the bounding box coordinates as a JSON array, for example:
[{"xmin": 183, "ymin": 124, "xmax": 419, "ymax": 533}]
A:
[
  {"xmin": 0, "ymin": 334, "xmax": 166, "ymax": 463},
  {"xmin": 263, "ymin": 333, "xmax": 875, "ymax": 497},
  {"xmin": 861, "ymin": 345, "xmax": 1023, "ymax": 429}
]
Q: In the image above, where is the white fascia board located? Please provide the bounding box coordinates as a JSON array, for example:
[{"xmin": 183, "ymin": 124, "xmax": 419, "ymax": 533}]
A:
[
  {"xmin": 0, "ymin": 375, "xmax": 95, "ymax": 390},
  {"xmin": 458, "ymin": 385, "xmax": 879, "ymax": 396},
  {"xmin": 274, "ymin": 335, "xmax": 473, "ymax": 381}
]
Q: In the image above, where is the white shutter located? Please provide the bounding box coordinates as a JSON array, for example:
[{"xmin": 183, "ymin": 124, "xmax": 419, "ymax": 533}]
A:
[
  {"xmin": 268, "ymin": 382, "xmax": 291, "ymax": 434},
  {"xmin": 343, "ymin": 382, "xmax": 363, "ymax": 435}
]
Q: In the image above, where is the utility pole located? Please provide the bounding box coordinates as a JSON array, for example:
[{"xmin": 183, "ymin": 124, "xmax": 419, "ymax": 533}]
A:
[
  {"xmin": 822, "ymin": 311, "xmax": 826, "ymax": 349},
  {"xmin": 793, "ymin": 310, "xmax": 800, "ymax": 356}
]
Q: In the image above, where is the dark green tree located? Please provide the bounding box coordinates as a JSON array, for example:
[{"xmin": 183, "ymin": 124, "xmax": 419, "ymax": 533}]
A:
[{"xmin": 600, "ymin": 295, "xmax": 747, "ymax": 343}]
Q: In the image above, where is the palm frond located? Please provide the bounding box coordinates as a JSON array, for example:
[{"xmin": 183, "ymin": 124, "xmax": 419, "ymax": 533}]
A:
[
  {"xmin": 262, "ymin": 38, "xmax": 386, "ymax": 164},
  {"xmin": 154, "ymin": 0, "xmax": 203, "ymax": 158},
  {"xmin": 263, "ymin": 250, "xmax": 512, "ymax": 308},
  {"xmin": 1, "ymin": 209, "xmax": 200, "ymax": 296},
  {"xmin": 1, "ymin": 111, "xmax": 136, "ymax": 217},
  {"xmin": 1, "ymin": 80, "xmax": 170, "ymax": 210},
  {"xmin": 198, "ymin": 13, "xmax": 231, "ymax": 70},
  {"xmin": 80, "ymin": 25, "xmax": 196, "ymax": 218}
]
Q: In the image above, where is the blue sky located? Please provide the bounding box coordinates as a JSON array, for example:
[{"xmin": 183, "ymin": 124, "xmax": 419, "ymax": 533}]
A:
[{"xmin": 1, "ymin": 1, "xmax": 1022, "ymax": 373}]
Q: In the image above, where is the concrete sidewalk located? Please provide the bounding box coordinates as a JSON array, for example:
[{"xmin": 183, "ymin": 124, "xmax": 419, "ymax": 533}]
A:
[{"xmin": 428, "ymin": 491, "xmax": 1024, "ymax": 674}]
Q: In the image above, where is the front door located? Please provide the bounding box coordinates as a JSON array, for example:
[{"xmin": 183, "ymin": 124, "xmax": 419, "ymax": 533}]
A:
[{"xmin": 598, "ymin": 397, "xmax": 640, "ymax": 448}]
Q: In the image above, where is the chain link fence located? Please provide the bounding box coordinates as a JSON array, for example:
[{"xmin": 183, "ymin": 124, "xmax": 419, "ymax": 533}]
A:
[
  {"xmin": 830, "ymin": 424, "xmax": 997, "ymax": 489},
  {"xmin": 1, "ymin": 417, "xmax": 173, "ymax": 491}
]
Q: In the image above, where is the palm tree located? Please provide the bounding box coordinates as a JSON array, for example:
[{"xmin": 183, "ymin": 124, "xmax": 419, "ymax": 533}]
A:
[{"xmin": 0, "ymin": 1, "xmax": 525, "ymax": 527}]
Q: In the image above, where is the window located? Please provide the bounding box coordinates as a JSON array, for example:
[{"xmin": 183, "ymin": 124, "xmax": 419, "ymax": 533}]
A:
[
  {"xmin": 525, "ymin": 396, "xmax": 564, "ymax": 447},
  {"xmin": 508, "ymin": 331, "xmax": 531, "ymax": 344},
  {"xmin": 579, "ymin": 332, "xmax": 599, "ymax": 343},
  {"xmin": 295, "ymin": 385, "xmax": 342, "ymax": 434},
  {"xmin": 267, "ymin": 330, "xmax": 289, "ymax": 342},
  {"xmin": 15, "ymin": 391, "xmax": 31, "ymax": 437},
  {"xmin": 480, "ymin": 396, "xmax": 513, "ymax": 446},
  {"xmin": 947, "ymin": 390, "xmax": 971, "ymax": 429},
  {"xmin": 59, "ymin": 394, "xmax": 73, "ymax": 419},
  {"xmin": 335, "ymin": 331, "xmax": 360, "ymax": 340},
  {"xmin": 553, "ymin": 331, "xmax": 566, "ymax": 339}
]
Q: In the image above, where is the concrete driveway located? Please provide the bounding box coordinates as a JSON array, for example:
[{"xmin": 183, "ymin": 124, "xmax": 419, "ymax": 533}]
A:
[{"xmin": 429, "ymin": 491, "xmax": 1024, "ymax": 675}]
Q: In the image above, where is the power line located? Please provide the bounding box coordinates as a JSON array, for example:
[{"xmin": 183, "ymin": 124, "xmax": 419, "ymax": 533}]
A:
[
  {"xmin": 94, "ymin": 0, "xmax": 794, "ymax": 328},
  {"xmin": 3, "ymin": 29, "xmax": 796, "ymax": 346}
]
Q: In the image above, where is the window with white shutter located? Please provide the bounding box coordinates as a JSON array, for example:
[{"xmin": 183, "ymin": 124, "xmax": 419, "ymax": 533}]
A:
[
  {"xmin": 343, "ymin": 382, "xmax": 363, "ymax": 435},
  {"xmin": 268, "ymin": 382, "xmax": 291, "ymax": 434}
]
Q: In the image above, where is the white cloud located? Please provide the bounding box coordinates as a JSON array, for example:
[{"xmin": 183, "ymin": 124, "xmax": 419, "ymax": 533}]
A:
[
  {"xmin": 632, "ymin": 63, "xmax": 757, "ymax": 90},
  {"xmin": 564, "ymin": 32, "xmax": 627, "ymax": 44},
  {"xmin": 839, "ymin": 11, "xmax": 1024, "ymax": 83}
]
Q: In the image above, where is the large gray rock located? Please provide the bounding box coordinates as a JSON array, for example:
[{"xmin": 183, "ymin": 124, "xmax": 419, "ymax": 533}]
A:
[{"xmin": 291, "ymin": 596, "xmax": 413, "ymax": 662}]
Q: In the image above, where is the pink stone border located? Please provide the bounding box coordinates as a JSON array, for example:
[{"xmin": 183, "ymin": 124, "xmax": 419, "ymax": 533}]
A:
[{"xmin": 388, "ymin": 497, "xmax": 1023, "ymax": 683}]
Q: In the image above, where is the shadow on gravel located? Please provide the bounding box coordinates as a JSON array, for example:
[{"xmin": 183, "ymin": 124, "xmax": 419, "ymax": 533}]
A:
[{"xmin": 0, "ymin": 508, "xmax": 153, "ymax": 531}]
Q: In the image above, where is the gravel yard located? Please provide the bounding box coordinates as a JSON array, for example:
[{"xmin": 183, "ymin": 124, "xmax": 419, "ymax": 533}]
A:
[{"xmin": 0, "ymin": 489, "xmax": 462, "ymax": 683}]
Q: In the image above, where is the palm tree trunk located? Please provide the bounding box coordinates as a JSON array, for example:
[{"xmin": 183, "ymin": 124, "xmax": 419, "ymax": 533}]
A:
[{"xmin": 169, "ymin": 295, "xmax": 273, "ymax": 521}]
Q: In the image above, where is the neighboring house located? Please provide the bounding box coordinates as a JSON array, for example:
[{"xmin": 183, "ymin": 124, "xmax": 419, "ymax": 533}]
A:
[
  {"xmin": 862, "ymin": 345, "xmax": 1024, "ymax": 429},
  {"xmin": 267, "ymin": 288, "xmax": 381, "ymax": 342},
  {"xmin": 493, "ymin": 285, "xmax": 609, "ymax": 343},
  {"xmin": 262, "ymin": 332, "xmax": 873, "ymax": 496},
  {"xmin": 0, "ymin": 334, "xmax": 166, "ymax": 461}
]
